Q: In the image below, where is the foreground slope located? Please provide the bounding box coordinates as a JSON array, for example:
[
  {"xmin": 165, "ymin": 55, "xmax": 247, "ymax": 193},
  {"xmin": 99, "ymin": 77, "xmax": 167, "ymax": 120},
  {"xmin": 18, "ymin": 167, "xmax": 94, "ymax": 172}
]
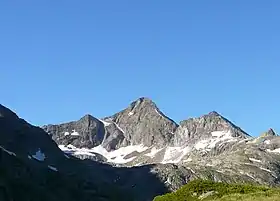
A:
[{"xmin": 153, "ymin": 180, "xmax": 280, "ymax": 201}]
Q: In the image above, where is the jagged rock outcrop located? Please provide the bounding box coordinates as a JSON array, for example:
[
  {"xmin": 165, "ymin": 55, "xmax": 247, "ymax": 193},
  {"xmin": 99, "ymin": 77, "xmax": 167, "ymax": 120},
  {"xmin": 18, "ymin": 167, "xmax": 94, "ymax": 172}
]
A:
[
  {"xmin": 261, "ymin": 128, "xmax": 277, "ymax": 137},
  {"xmin": 103, "ymin": 97, "xmax": 178, "ymax": 147},
  {"xmin": 43, "ymin": 97, "xmax": 179, "ymax": 152},
  {"xmin": 43, "ymin": 114, "xmax": 105, "ymax": 149},
  {"xmin": 0, "ymin": 104, "xmax": 66, "ymax": 165},
  {"xmin": 173, "ymin": 111, "xmax": 250, "ymax": 146}
]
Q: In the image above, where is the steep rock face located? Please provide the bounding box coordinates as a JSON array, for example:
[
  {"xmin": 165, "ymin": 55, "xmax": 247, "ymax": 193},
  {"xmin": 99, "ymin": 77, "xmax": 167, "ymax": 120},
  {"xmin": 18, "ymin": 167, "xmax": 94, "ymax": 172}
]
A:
[
  {"xmin": 104, "ymin": 97, "xmax": 178, "ymax": 147},
  {"xmin": 173, "ymin": 111, "xmax": 250, "ymax": 146},
  {"xmin": 42, "ymin": 97, "xmax": 178, "ymax": 151},
  {"xmin": 0, "ymin": 104, "xmax": 66, "ymax": 165},
  {"xmin": 101, "ymin": 122, "xmax": 127, "ymax": 151},
  {"xmin": 43, "ymin": 114, "xmax": 105, "ymax": 149}
]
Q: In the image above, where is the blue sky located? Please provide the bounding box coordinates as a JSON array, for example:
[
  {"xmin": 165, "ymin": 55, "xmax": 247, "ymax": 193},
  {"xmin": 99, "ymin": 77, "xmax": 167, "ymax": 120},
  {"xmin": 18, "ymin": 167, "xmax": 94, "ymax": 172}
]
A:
[{"xmin": 1, "ymin": 1, "xmax": 279, "ymax": 136}]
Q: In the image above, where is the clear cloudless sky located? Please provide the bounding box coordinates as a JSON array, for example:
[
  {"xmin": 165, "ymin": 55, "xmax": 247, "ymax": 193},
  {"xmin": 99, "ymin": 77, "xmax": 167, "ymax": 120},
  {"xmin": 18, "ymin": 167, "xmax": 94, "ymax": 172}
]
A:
[{"xmin": 1, "ymin": 0, "xmax": 279, "ymax": 136}]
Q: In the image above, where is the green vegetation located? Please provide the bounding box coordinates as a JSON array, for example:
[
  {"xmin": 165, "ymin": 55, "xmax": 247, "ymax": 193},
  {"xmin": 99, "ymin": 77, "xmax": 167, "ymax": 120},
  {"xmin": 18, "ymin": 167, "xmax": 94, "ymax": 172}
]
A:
[{"xmin": 153, "ymin": 180, "xmax": 280, "ymax": 201}]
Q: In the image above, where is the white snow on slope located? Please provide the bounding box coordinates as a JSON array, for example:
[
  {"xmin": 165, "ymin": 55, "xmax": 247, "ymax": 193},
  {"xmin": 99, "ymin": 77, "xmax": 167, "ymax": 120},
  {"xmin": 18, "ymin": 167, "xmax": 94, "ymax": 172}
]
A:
[
  {"xmin": 71, "ymin": 130, "xmax": 79, "ymax": 136},
  {"xmin": 59, "ymin": 145, "xmax": 96, "ymax": 157},
  {"xmin": 211, "ymin": 131, "xmax": 226, "ymax": 137},
  {"xmin": 162, "ymin": 146, "xmax": 191, "ymax": 164},
  {"xmin": 267, "ymin": 148, "xmax": 280, "ymax": 153},
  {"xmin": 264, "ymin": 140, "xmax": 271, "ymax": 145},
  {"xmin": 128, "ymin": 112, "xmax": 134, "ymax": 116},
  {"xmin": 48, "ymin": 165, "xmax": 58, "ymax": 172},
  {"xmin": 32, "ymin": 149, "xmax": 46, "ymax": 161},
  {"xmin": 260, "ymin": 167, "xmax": 272, "ymax": 173},
  {"xmin": 59, "ymin": 144, "xmax": 149, "ymax": 164},
  {"xmin": 195, "ymin": 130, "xmax": 235, "ymax": 150},
  {"xmin": 145, "ymin": 147, "xmax": 163, "ymax": 158},
  {"xmin": 183, "ymin": 158, "xmax": 193, "ymax": 162},
  {"xmin": 0, "ymin": 145, "xmax": 16, "ymax": 156},
  {"xmin": 195, "ymin": 140, "xmax": 209, "ymax": 150},
  {"xmin": 64, "ymin": 132, "xmax": 70, "ymax": 136},
  {"xmin": 249, "ymin": 158, "xmax": 261, "ymax": 163},
  {"xmin": 113, "ymin": 122, "xmax": 125, "ymax": 133},
  {"xmin": 99, "ymin": 119, "xmax": 111, "ymax": 127},
  {"xmin": 92, "ymin": 144, "xmax": 148, "ymax": 163}
]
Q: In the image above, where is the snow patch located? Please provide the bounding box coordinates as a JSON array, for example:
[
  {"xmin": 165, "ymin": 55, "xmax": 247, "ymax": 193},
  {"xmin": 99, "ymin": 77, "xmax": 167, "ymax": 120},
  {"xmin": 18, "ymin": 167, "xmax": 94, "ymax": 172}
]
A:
[
  {"xmin": 59, "ymin": 144, "xmax": 148, "ymax": 164},
  {"xmin": 71, "ymin": 130, "xmax": 79, "ymax": 136},
  {"xmin": 264, "ymin": 140, "xmax": 271, "ymax": 145},
  {"xmin": 113, "ymin": 122, "xmax": 125, "ymax": 133},
  {"xmin": 0, "ymin": 145, "xmax": 16, "ymax": 156},
  {"xmin": 28, "ymin": 155, "xmax": 32, "ymax": 159},
  {"xmin": 32, "ymin": 149, "xmax": 46, "ymax": 161},
  {"xmin": 183, "ymin": 158, "xmax": 193, "ymax": 162},
  {"xmin": 64, "ymin": 154, "xmax": 70, "ymax": 159},
  {"xmin": 216, "ymin": 170, "xmax": 224, "ymax": 173},
  {"xmin": 128, "ymin": 112, "xmax": 134, "ymax": 116},
  {"xmin": 64, "ymin": 132, "xmax": 70, "ymax": 136},
  {"xmin": 48, "ymin": 165, "xmax": 58, "ymax": 172},
  {"xmin": 59, "ymin": 145, "xmax": 96, "ymax": 157},
  {"xmin": 164, "ymin": 177, "xmax": 172, "ymax": 185},
  {"xmin": 186, "ymin": 167, "xmax": 196, "ymax": 174},
  {"xmin": 99, "ymin": 119, "xmax": 111, "ymax": 127},
  {"xmin": 249, "ymin": 158, "xmax": 261, "ymax": 163},
  {"xmin": 211, "ymin": 131, "xmax": 226, "ymax": 137},
  {"xmin": 246, "ymin": 173, "xmax": 255, "ymax": 180},
  {"xmin": 145, "ymin": 147, "xmax": 163, "ymax": 158},
  {"xmin": 267, "ymin": 148, "xmax": 280, "ymax": 153},
  {"xmin": 195, "ymin": 140, "xmax": 209, "ymax": 150},
  {"xmin": 162, "ymin": 146, "xmax": 191, "ymax": 164},
  {"xmin": 260, "ymin": 167, "xmax": 272, "ymax": 173},
  {"xmin": 195, "ymin": 130, "xmax": 235, "ymax": 150}
]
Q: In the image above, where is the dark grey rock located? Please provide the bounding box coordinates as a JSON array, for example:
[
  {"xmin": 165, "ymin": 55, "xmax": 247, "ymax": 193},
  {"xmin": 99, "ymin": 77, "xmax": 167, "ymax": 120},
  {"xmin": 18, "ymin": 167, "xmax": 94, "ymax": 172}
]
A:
[
  {"xmin": 173, "ymin": 111, "xmax": 250, "ymax": 146},
  {"xmin": 43, "ymin": 114, "xmax": 105, "ymax": 149},
  {"xmin": 104, "ymin": 97, "xmax": 178, "ymax": 147}
]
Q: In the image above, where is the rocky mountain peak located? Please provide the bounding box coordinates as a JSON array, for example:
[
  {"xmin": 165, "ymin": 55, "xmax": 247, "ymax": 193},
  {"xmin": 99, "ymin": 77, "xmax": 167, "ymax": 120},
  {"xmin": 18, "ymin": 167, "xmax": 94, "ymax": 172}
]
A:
[
  {"xmin": 129, "ymin": 97, "xmax": 157, "ymax": 111},
  {"xmin": 261, "ymin": 128, "xmax": 277, "ymax": 137},
  {"xmin": 174, "ymin": 111, "xmax": 250, "ymax": 146},
  {"xmin": 103, "ymin": 97, "xmax": 178, "ymax": 147},
  {"xmin": 207, "ymin": 111, "xmax": 220, "ymax": 116},
  {"xmin": 79, "ymin": 114, "xmax": 100, "ymax": 124}
]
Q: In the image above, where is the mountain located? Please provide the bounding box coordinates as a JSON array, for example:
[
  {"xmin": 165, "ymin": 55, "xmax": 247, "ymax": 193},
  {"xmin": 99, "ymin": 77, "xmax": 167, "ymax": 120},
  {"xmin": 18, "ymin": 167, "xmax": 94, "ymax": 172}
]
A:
[
  {"xmin": 43, "ymin": 97, "xmax": 179, "ymax": 162},
  {"xmin": 103, "ymin": 97, "xmax": 178, "ymax": 148},
  {"xmin": 43, "ymin": 99, "xmax": 252, "ymax": 165},
  {"xmin": 0, "ymin": 104, "xmax": 170, "ymax": 201},
  {"xmin": 3, "ymin": 99, "xmax": 280, "ymax": 200},
  {"xmin": 173, "ymin": 111, "xmax": 250, "ymax": 146},
  {"xmin": 40, "ymin": 97, "xmax": 280, "ymax": 194}
]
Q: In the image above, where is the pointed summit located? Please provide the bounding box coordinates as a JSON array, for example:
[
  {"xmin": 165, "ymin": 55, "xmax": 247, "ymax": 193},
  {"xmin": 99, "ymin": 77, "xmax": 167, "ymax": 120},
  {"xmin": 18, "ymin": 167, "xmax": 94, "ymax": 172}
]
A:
[
  {"xmin": 174, "ymin": 111, "xmax": 250, "ymax": 146},
  {"xmin": 268, "ymin": 128, "xmax": 277, "ymax": 136},
  {"xmin": 104, "ymin": 97, "xmax": 178, "ymax": 147},
  {"xmin": 208, "ymin": 111, "xmax": 220, "ymax": 116},
  {"xmin": 261, "ymin": 128, "xmax": 277, "ymax": 137},
  {"xmin": 79, "ymin": 114, "xmax": 99, "ymax": 123},
  {"xmin": 129, "ymin": 97, "xmax": 157, "ymax": 110}
]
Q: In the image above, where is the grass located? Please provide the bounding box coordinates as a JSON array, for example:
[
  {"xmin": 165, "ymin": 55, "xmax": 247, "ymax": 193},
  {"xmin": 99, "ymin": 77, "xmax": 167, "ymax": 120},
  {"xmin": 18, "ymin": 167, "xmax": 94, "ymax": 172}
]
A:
[{"xmin": 153, "ymin": 179, "xmax": 280, "ymax": 201}]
